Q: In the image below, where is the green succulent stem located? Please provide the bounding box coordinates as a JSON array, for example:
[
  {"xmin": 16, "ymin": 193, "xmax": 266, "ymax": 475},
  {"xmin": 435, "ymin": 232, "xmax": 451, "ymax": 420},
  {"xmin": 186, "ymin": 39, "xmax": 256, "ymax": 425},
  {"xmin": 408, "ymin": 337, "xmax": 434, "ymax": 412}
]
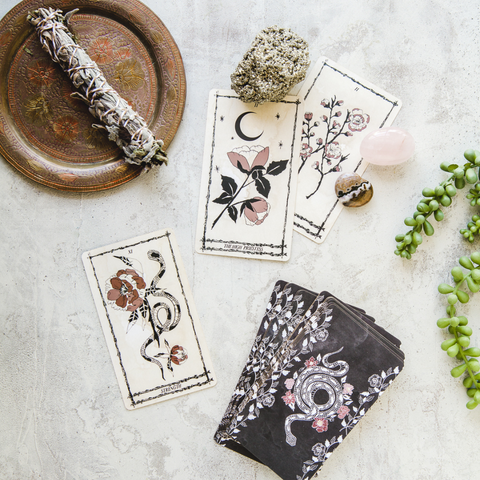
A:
[
  {"xmin": 453, "ymin": 327, "xmax": 480, "ymax": 392},
  {"xmin": 395, "ymin": 149, "xmax": 480, "ymax": 259},
  {"xmin": 395, "ymin": 149, "xmax": 480, "ymax": 407},
  {"xmin": 439, "ymin": 252, "xmax": 480, "ymax": 408},
  {"xmin": 460, "ymin": 214, "xmax": 480, "ymax": 243},
  {"xmin": 449, "ymin": 276, "xmax": 480, "ymax": 393}
]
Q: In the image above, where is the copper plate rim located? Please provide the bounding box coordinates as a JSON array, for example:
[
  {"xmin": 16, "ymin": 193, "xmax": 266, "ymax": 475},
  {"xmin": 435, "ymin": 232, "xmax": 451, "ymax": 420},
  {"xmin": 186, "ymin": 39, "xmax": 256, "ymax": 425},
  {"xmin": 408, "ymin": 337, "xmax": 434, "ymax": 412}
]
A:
[{"xmin": 0, "ymin": 0, "xmax": 186, "ymax": 192}]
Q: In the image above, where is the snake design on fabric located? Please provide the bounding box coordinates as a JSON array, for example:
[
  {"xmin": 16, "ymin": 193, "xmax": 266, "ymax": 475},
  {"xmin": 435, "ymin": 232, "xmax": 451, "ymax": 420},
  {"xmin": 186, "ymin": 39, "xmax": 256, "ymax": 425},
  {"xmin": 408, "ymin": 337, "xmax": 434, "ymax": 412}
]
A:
[
  {"xmin": 140, "ymin": 250, "xmax": 181, "ymax": 379},
  {"xmin": 285, "ymin": 348, "xmax": 349, "ymax": 446}
]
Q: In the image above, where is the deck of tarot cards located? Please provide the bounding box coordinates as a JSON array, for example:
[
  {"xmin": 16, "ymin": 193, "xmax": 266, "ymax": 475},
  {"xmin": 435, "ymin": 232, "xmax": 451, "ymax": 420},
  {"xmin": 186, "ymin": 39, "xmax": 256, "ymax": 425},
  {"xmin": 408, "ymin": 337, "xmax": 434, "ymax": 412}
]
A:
[{"xmin": 214, "ymin": 280, "xmax": 405, "ymax": 480}]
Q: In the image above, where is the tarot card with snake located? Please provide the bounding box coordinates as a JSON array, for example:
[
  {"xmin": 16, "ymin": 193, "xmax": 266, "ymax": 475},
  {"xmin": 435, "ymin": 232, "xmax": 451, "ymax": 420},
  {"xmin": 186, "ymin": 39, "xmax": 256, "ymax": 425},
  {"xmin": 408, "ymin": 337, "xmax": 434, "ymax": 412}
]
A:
[{"xmin": 82, "ymin": 229, "xmax": 216, "ymax": 409}]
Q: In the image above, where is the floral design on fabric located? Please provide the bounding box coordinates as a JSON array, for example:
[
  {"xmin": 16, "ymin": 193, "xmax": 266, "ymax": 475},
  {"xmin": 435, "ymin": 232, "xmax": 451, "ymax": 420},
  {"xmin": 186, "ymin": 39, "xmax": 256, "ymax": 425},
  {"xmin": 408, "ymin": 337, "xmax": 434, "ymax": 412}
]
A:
[
  {"xmin": 103, "ymin": 251, "xmax": 186, "ymax": 380},
  {"xmin": 211, "ymin": 145, "xmax": 288, "ymax": 228},
  {"xmin": 299, "ymin": 97, "xmax": 370, "ymax": 199}
]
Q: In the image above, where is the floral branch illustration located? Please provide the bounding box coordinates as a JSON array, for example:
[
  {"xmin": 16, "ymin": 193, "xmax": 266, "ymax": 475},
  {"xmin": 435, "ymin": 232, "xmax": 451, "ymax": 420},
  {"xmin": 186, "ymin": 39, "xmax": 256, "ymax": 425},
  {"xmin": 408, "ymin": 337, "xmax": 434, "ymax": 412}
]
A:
[
  {"xmin": 298, "ymin": 97, "xmax": 370, "ymax": 200},
  {"xmin": 211, "ymin": 145, "xmax": 288, "ymax": 228}
]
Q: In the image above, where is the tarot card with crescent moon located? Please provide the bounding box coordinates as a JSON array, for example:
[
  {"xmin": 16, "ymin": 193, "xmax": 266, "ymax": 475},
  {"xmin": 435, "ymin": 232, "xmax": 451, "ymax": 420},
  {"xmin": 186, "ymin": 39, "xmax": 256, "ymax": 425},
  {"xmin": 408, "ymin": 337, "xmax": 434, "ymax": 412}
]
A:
[
  {"xmin": 294, "ymin": 57, "xmax": 402, "ymax": 243},
  {"xmin": 82, "ymin": 229, "xmax": 216, "ymax": 409},
  {"xmin": 195, "ymin": 89, "xmax": 302, "ymax": 261}
]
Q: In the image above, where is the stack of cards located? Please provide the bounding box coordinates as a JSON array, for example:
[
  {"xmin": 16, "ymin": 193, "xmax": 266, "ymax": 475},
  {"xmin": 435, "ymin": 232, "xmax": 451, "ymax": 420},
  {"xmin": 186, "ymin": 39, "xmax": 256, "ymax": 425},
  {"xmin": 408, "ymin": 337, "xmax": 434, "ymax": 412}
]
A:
[
  {"xmin": 214, "ymin": 281, "xmax": 404, "ymax": 480},
  {"xmin": 195, "ymin": 57, "xmax": 402, "ymax": 258}
]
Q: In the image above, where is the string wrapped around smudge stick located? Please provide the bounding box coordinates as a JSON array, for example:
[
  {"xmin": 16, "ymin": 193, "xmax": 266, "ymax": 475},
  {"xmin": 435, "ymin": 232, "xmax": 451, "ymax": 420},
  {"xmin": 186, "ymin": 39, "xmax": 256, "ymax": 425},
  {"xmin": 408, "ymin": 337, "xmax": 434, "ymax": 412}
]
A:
[{"xmin": 27, "ymin": 7, "xmax": 167, "ymax": 168}]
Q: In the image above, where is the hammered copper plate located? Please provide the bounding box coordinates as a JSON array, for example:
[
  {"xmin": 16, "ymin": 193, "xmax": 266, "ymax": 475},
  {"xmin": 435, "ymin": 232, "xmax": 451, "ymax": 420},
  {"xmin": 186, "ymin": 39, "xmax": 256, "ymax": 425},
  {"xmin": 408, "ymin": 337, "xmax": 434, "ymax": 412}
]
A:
[{"xmin": 0, "ymin": 0, "xmax": 186, "ymax": 191}]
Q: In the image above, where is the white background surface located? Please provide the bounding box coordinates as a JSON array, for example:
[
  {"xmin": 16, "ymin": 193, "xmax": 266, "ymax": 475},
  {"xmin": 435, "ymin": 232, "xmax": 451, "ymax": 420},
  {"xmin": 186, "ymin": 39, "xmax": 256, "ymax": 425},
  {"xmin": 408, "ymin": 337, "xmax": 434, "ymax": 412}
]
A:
[{"xmin": 1, "ymin": 0, "xmax": 480, "ymax": 479}]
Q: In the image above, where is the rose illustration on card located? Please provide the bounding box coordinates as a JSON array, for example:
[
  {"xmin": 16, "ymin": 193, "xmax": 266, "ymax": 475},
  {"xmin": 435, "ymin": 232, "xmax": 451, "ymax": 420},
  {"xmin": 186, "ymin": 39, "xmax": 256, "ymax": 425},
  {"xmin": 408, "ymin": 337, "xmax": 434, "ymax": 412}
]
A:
[
  {"xmin": 83, "ymin": 230, "xmax": 216, "ymax": 409},
  {"xmin": 104, "ymin": 251, "xmax": 185, "ymax": 381},
  {"xmin": 211, "ymin": 145, "xmax": 288, "ymax": 229},
  {"xmin": 196, "ymin": 90, "xmax": 302, "ymax": 261}
]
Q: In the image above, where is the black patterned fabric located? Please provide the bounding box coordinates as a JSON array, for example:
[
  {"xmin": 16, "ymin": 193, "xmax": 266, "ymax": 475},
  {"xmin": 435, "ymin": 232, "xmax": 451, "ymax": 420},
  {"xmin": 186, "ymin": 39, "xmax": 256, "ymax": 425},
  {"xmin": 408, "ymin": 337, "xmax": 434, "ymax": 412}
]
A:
[{"xmin": 214, "ymin": 281, "xmax": 405, "ymax": 480}]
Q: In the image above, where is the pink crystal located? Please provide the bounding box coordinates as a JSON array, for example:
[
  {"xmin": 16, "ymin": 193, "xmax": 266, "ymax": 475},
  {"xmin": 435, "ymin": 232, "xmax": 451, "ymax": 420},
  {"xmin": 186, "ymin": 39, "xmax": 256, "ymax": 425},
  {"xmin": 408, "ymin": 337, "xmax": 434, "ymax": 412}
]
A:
[{"xmin": 360, "ymin": 127, "xmax": 415, "ymax": 165}]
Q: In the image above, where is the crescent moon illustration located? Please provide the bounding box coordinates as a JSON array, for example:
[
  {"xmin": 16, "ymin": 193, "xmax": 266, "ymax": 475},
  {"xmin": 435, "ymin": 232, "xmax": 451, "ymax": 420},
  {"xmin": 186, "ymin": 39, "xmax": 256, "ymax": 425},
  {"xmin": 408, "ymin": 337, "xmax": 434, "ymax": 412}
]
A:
[{"xmin": 235, "ymin": 112, "xmax": 263, "ymax": 142}]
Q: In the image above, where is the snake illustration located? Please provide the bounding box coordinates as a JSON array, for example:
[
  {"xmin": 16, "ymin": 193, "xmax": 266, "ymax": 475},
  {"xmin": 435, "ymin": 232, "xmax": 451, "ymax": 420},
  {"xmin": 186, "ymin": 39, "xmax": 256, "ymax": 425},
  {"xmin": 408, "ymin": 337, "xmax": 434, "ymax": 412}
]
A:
[
  {"xmin": 139, "ymin": 250, "xmax": 181, "ymax": 379},
  {"xmin": 285, "ymin": 348, "xmax": 349, "ymax": 446}
]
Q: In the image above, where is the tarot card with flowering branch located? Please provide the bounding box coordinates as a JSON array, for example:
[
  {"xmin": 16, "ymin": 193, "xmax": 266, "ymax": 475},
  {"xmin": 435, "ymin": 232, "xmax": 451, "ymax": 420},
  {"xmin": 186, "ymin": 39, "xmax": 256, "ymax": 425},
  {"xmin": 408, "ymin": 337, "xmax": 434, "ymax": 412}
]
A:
[
  {"xmin": 82, "ymin": 229, "xmax": 216, "ymax": 409},
  {"xmin": 196, "ymin": 90, "xmax": 302, "ymax": 261},
  {"xmin": 294, "ymin": 57, "xmax": 402, "ymax": 243}
]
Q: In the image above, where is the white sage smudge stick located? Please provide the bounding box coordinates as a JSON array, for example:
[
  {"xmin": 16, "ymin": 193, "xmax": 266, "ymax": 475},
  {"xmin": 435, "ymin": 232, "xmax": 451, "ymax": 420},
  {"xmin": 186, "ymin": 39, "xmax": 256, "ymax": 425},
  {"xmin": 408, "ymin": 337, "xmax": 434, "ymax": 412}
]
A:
[{"xmin": 27, "ymin": 7, "xmax": 168, "ymax": 168}]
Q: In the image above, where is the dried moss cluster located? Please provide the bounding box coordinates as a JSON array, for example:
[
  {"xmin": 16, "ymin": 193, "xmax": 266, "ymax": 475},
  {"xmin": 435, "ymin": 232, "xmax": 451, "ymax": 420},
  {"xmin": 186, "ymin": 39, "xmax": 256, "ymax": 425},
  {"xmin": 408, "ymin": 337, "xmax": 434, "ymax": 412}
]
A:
[{"xmin": 231, "ymin": 26, "xmax": 310, "ymax": 105}]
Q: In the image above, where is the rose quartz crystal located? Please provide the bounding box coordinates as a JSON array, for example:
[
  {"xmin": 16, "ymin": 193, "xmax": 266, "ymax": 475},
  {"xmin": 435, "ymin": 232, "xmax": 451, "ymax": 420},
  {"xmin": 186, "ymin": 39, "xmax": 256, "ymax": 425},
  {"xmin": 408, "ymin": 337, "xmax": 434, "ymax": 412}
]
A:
[{"xmin": 360, "ymin": 127, "xmax": 415, "ymax": 165}]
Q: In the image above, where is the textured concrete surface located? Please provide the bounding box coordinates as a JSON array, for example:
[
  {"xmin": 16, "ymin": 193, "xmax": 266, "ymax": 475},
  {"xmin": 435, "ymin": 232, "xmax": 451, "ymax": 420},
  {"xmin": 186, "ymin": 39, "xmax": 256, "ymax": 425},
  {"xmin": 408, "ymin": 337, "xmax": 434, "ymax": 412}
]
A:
[{"xmin": 1, "ymin": 0, "xmax": 480, "ymax": 479}]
